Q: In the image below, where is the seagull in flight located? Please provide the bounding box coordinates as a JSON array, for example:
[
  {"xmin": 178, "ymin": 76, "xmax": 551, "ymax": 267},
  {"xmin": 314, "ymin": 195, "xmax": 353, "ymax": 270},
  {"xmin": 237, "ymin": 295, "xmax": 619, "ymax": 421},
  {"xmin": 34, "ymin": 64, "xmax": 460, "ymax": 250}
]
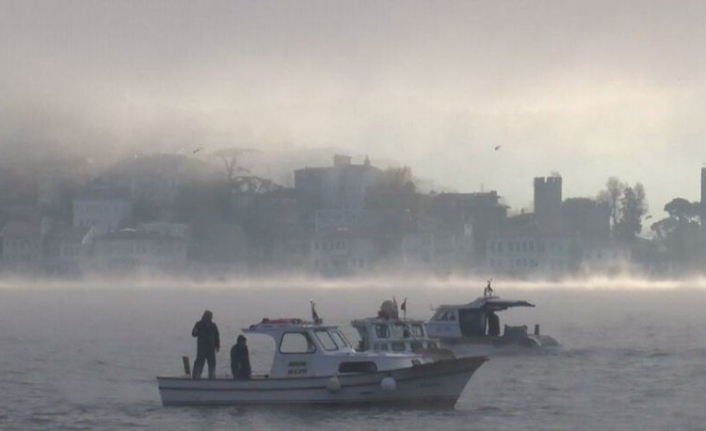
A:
[
  {"xmin": 494, "ymin": 145, "xmax": 502, "ymax": 151},
  {"xmin": 193, "ymin": 147, "xmax": 204, "ymax": 154}
]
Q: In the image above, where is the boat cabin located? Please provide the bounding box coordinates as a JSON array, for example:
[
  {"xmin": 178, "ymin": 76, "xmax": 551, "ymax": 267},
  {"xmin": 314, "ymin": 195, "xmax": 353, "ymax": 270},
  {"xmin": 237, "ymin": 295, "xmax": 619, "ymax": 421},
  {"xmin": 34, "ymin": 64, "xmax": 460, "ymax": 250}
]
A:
[
  {"xmin": 425, "ymin": 296, "xmax": 535, "ymax": 339},
  {"xmin": 244, "ymin": 318, "xmax": 421, "ymax": 378},
  {"xmin": 351, "ymin": 318, "xmax": 440, "ymax": 353}
]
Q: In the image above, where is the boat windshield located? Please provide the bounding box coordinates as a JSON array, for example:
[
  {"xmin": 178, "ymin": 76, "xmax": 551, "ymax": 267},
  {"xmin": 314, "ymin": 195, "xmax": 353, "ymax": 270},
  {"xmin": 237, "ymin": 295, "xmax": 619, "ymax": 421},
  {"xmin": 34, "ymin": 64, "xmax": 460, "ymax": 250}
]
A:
[
  {"xmin": 432, "ymin": 309, "xmax": 456, "ymax": 321},
  {"xmin": 314, "ymin": 329, "xmax": 338, "ymax": 351},
  {"xmin": 329, "ymin": 330, "xmax": 349, "ymax": 348}
]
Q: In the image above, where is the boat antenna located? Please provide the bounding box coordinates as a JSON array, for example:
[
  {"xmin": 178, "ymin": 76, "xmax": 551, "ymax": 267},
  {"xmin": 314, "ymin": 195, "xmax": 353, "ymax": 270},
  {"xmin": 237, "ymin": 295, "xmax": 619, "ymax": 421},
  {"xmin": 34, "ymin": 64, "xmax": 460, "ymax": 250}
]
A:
[{"xmin": 310, "ymin": 301, "xmax": 322, "ymax": 324}]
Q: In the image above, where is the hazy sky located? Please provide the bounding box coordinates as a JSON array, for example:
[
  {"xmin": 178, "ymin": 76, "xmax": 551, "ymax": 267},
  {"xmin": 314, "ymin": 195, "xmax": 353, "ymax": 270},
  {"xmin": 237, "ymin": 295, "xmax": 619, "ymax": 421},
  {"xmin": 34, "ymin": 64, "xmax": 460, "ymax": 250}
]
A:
[{"xmin": 2, "ymin": 1, "xmax": 706, "ymax": 215}]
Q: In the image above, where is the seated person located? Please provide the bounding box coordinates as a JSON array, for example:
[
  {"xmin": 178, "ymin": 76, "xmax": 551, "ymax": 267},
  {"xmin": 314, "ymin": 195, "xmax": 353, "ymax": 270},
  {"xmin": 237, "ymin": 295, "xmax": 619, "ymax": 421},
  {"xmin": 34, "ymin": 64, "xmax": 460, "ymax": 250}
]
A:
[{"xmin": 230, "ymin": 335, "xmax": 252, "ymax": 379}]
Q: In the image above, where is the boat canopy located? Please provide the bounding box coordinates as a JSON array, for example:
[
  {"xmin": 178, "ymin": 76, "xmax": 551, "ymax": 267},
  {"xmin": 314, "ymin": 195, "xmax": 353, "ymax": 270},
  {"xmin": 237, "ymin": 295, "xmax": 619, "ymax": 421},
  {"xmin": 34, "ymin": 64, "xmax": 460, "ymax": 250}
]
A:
[{"xmin": 436, "ymin": 296, "xmax": 535, "ymax": 313}]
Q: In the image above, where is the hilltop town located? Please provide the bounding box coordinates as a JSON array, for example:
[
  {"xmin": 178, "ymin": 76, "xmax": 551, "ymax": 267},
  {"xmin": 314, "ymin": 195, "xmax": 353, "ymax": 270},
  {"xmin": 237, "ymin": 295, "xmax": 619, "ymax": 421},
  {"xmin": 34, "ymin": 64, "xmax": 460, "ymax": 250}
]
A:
[{"xmin": 0, "ymin": 149, "xmax": 702, "ymax": 280}]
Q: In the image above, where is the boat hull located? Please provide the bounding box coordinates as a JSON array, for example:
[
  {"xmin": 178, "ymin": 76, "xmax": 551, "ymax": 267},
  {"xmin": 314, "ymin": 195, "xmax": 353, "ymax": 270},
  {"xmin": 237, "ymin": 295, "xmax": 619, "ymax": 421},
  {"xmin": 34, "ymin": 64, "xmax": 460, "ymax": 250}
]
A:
[
  {"xmin": 157, "ymin": 356, "xmax": 487, "ymax": 407},
  {"xmin": 441, "ymin": 335, "xmax": 560, "ymax": 357}
]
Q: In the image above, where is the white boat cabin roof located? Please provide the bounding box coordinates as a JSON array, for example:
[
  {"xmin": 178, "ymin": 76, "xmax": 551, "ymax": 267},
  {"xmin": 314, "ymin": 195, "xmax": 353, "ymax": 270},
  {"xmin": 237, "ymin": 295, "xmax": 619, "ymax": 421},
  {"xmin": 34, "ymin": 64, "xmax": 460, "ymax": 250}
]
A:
[{"xmin": 244, "ymin": 318, "xmax": 340, "ymax": 336}]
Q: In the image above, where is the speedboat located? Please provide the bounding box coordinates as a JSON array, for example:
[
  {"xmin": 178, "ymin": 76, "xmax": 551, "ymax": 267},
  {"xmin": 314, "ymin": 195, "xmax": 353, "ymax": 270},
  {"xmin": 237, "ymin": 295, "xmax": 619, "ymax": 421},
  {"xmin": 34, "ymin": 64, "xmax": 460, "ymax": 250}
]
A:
[
  {"xmin": 157, "ymin": 313, "xmax": 488, "ymax": 407},
  {"xmin": 351, "ymin": 299, "xmax": 455, "ymax": 361},
  {"xmin": 425, "ymin": 286, "xmax": 559, "ymax": 356}
]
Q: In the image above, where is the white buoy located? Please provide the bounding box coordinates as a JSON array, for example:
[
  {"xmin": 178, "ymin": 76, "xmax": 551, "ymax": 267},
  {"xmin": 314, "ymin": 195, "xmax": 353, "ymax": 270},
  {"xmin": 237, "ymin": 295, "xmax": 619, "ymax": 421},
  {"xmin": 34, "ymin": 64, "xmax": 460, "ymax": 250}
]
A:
[
  {"xmin": 326, "ymin": 375, "xmax": 341, "ymax": 393},
  {"xmin": 380, "ymin": 377, "xmax": 397, "ymax": 392}
]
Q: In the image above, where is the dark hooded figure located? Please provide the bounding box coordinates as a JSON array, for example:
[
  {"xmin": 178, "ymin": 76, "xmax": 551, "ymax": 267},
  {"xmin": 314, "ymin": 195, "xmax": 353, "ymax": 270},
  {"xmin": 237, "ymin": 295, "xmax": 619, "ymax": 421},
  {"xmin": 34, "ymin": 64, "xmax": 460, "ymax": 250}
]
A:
[
  {"xmin": 487, "ymin": 311, "xmax": 500, "ymax": 337},
  {"xmin": 230, "ymin": 335, "xmax": 251, "ymax": 380},
  {"xmin": 191, "ymin": 310, "xmax": 220, "ymax": 379}
]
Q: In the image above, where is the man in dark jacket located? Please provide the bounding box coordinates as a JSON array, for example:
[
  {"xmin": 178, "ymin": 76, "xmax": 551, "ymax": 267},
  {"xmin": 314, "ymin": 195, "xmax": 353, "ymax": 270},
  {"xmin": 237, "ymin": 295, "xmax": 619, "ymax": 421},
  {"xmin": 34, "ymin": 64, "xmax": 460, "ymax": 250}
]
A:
[
  {"xmin": 230, "ymin": 335, "xmax": 251, "ymax": 379},
  {"xmin": 191, "ymin": 310, "xmax": 220, "ymax": 379}
]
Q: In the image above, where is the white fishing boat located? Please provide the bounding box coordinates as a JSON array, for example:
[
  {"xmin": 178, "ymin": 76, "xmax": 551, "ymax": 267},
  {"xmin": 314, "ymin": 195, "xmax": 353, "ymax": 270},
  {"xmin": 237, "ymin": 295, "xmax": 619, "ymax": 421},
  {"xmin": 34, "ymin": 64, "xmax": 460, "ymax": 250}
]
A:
[
  {"xmin": 157, "ymin": 308, "xmax": 488, "ymax": 408},
  {"xmin": 351, "ymin": 299, "xmax": 454, "ymax": 361},
  {"xmin": 425, "ymin": 282, "xmax": 559, "ymax": 356}
]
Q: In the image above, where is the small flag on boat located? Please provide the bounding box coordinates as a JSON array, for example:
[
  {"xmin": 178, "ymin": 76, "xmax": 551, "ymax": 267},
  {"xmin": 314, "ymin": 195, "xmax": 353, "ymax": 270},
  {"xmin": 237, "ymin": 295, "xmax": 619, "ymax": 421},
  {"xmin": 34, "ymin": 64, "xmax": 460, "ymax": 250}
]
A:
[
  {"xmin": 310, "ymin": 301, "xmax": 322, "ymax": 324},
  {"xmin": 401, "ymin": 298, "xmax": 407, "ymax": 318}
]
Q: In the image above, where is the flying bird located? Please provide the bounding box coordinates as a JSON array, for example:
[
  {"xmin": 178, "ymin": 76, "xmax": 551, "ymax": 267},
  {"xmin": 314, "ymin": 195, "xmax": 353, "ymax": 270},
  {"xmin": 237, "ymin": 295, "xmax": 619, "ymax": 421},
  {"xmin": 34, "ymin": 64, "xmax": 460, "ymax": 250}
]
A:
[
  {"xmin": 494, "ymin": 145, "xmax": 502, "ymax": 151},
  {"xmin": 193, "ymin": 147, "xmax": 204, "ymax": 154},
  {"xmin": 645, "ymin": 215, "xmax": 653, "ymax": 220}
]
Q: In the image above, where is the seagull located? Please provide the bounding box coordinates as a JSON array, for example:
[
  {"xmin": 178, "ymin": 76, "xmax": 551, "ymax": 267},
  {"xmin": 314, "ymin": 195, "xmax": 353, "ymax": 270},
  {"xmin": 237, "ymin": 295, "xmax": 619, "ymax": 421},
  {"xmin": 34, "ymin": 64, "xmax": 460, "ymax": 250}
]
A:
[
  {"xmin": 193, "ymin": 147, "xmax": 204, "ymax": 154},
  {"xmin": 645, "ymin": 215, "xmax": 653, "ymax": 220},
  {"xmin": 494, "ymin": 145, "xmax": 502, "ymax": 151}
]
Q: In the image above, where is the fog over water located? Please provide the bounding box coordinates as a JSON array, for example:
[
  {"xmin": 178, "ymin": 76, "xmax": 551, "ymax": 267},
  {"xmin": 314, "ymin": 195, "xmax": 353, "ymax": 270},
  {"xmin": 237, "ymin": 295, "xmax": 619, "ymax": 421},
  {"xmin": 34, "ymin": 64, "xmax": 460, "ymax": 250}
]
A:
[
  {"xmin": 3, "ymin": 1, "xmax": 706, "ymax": 428},
  {"xmin": 2, "ymin": 279, "xmax": 706, "ymax": 430}
]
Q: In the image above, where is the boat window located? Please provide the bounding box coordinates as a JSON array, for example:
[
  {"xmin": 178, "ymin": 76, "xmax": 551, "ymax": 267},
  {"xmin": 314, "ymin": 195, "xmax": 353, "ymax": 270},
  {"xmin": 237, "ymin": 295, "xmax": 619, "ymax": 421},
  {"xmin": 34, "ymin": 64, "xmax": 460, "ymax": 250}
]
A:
[
  {"xmin": 338, "ymin": 362, "xmax": 378, "ymax": 374},
  {"xmin": 379, "ymin": 343, "xmax": 389, "ymax": 351},
  {"xmin": 329, "ymin": 330, "xmax": 348, "ymax": 348},
  {"xmin": 391, "ymin": 342, "xmax": 406, "ymax": 352},
  {"xmin": 411, "ymin": 341, "xmax": 424, "ymax": 351},
  {"xmin": 279, "ymin": 332, "xmax": 316, "ymax": 354},
  {"xmin": 427, "ymin": 341, "xmax": 438, "ymax": 349},
  {"xmin": 314, "ymin": 330, "xmax": 338, "ymax": 351},
  {"xmin": 410, "ymin": 323, "xmax": 425, "ymax": 338},
  {"xmin": 392, "ymin": 323, "xmax": 410, "ymax": 339},
  {"xmin": 435, "ymin": 310, "xmax": 457, "ymax": 321},
  {"xmin": 375, "ymin": 324, "xmax": 390, "ymax": 339},
  {"xmin": 458, "ymin": 310, "xmax": 484, "ymax": 337}
]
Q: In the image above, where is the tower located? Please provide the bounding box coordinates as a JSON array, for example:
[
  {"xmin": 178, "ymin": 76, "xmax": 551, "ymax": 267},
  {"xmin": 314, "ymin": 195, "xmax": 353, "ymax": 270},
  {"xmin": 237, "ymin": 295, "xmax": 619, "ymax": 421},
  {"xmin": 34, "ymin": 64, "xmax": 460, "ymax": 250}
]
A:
[{"xmin": 534, "ymin": 175, "xmax": 563, "ymax": 233}]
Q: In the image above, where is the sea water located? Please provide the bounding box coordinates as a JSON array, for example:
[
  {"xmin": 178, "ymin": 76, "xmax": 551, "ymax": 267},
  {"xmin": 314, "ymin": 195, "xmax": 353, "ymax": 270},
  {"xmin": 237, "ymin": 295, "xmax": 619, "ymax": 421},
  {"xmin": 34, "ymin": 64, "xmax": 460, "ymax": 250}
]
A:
[{"xmin": 1, "ymin": 280, "xmax": 705, "ymax": 430}]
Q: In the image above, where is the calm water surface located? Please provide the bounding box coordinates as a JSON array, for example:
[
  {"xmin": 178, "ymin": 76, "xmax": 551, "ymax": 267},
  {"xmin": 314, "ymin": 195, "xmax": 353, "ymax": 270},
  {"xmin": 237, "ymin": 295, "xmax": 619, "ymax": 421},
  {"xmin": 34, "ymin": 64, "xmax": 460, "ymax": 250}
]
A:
[{"xmin": 1, "ymin": 281, "xmax": 705, "ymax": 430}]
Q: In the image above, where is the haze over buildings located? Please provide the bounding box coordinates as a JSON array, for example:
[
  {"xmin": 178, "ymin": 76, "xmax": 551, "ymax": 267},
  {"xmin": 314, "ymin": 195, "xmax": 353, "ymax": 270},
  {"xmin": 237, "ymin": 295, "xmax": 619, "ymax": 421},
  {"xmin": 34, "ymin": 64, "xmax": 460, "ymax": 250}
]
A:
[{"xmin": 2, "ymin": 1, "xmax": 706, "ymax": 216}]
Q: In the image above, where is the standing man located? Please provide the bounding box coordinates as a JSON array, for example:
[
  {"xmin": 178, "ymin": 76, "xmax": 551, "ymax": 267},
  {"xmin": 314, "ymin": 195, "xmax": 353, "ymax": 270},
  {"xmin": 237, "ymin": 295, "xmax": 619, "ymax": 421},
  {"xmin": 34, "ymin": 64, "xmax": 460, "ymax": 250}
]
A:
[{"xmin": 191, "ymin": 310, "xmax": 220, "ymax": 379}]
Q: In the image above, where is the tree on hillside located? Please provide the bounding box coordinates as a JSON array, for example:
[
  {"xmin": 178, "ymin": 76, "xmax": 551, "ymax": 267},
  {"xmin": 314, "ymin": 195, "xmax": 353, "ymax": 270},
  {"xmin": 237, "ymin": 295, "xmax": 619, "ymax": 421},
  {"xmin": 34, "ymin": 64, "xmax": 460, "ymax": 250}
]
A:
[
  {"xmin": 651, "ymin": 197, "xmax": 700, "ymax": 260},
  {"xmin": 615, "ymin": 183, "xmax": 648, "ymax": 241},
  {"xmin": 597, "ymin": 176, "xmax": 625, "ymax": 234},
  {"xmin": 598, "ymin": 177, "xmax": 648, "ymax": 241},
  {"xmin": 212, "ymin": 148, "xmax": 259, "ymax": 184},
  {"xmin": 664, "ymin": 197, "xmax": 700, "ymax": 223}
]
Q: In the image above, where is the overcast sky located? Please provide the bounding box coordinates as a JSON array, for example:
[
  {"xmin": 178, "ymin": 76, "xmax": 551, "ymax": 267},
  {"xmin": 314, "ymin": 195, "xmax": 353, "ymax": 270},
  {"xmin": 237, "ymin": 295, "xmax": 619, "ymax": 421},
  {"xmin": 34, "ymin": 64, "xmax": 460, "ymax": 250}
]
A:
[{"xmin": 2, "ymin": 0, "xmax": 706, "ymax": 215}]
